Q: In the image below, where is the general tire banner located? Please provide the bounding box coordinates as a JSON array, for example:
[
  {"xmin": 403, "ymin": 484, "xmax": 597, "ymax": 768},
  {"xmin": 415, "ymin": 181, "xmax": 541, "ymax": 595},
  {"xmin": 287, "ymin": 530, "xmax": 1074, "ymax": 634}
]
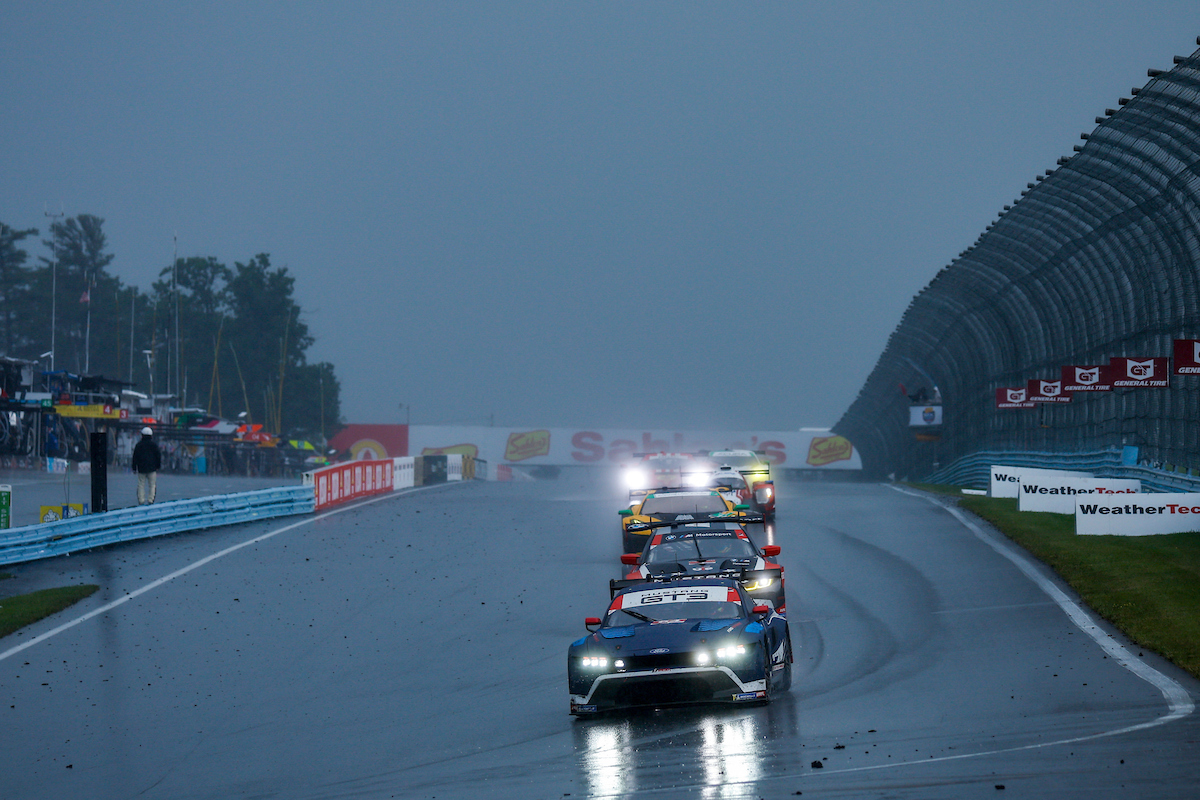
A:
[
  {"xmin": 995, "ymin": 388, "xmax": 1035, "ymax": 409},
  {"xmin": 1173, "ymin": 339, "xmax": 1200, "ymax": 375},
  {"xmin": 1026, "ymin": 379, "xmax": 1071, "ymax": 403},
  {"xmin": 1061, "ymin": 364, "xmax": 1112, "ymax": 392},
  {"xmin": 1109, "ymin": 357, "xmax": 1169, "ymax": 387},
  {"xmin": 1076, "ymin": 492, "xmax": 1200, "ymax": 535}
]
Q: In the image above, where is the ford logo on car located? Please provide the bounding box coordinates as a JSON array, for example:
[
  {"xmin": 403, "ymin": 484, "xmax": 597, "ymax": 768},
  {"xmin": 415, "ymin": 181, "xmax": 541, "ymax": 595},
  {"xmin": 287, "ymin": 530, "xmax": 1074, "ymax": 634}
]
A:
[{"xmin": 650, "ymin": 648, "xmax": 670, "ymax": 654}]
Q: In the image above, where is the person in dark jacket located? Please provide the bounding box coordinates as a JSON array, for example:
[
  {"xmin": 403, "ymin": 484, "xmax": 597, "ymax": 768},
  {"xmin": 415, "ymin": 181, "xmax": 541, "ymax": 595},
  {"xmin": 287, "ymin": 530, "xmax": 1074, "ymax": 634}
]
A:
[{"xmin": 132, "ymin": 426, "xmax": 162, "ymax": 505}]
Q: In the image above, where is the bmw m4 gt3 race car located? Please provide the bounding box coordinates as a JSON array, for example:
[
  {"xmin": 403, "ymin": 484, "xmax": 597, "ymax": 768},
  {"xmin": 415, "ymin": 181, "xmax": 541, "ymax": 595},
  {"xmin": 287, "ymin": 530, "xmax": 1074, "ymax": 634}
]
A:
[
  {"xmin": 618, "ymin": 489, "xmax": 748, "ymax": 554},
  {"xmin": 615, "ymin": 523, "xmax": 786, "ymax": 613},
  {"xmin": 568, "ymin": 577, "xmax": 791, "ymax": 715}
]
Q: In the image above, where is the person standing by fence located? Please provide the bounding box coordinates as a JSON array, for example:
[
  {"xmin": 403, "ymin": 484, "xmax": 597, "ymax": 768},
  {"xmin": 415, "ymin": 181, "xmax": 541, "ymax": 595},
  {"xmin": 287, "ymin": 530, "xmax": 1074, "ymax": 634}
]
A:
[{"xmin": 132, "ymin": 426, "xmax": 161, "ymax": 505}]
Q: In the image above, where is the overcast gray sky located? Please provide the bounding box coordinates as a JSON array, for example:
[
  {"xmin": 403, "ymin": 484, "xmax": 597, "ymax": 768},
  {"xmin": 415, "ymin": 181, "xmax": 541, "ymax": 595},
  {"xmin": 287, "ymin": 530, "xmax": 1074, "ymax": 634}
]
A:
[{"xmin": 3, "ymin": 2, "xmax": 1196, "ymax": 431}]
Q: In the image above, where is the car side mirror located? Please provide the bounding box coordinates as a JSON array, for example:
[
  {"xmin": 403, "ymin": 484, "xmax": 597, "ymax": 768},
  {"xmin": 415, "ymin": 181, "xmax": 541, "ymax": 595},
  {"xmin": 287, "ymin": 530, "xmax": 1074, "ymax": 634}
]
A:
[
  {"xmin": 733, "ymin": 503, "xmax": 749, "ymax": 511},
  {"xmin": 752, "ymin": 605, "xmax": 769, "ymax": 616},
  {"xmin": 618, "ymin": 508, "xmax": 633, "ymax": 516},
  {"xmin": 620, "ymin": 553, "xmax": 640, "ymax": 565},
  {"xmin": 585, "ymin": 617, "xmax": 602, "ymax": 631},
  {"xmin": 761, "ymin": 545, "xmax": 781, "ymax": 557}
]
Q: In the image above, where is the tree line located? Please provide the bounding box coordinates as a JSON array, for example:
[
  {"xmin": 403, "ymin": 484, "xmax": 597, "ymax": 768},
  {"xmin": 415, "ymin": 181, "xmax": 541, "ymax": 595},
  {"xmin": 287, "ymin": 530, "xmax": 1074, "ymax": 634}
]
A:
[{"xmin": 0, "ymin": 214, "xmax": 341, "ymax": 441}]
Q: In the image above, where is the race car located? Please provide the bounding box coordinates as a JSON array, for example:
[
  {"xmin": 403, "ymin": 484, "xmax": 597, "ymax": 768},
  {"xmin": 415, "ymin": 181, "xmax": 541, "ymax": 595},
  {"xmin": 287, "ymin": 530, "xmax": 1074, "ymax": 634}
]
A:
[
  {"xmin": 568, "ymin": 577, "xmax": 792, "ymax": 715},
  {"xmin": 621, "ymin": 453, "xmax": 717, "ymax": 505},
  {"xmin": 615, "ymin": 523, "xmax": 786, "ymax": 613},
  {"xmin": 704, "ymin": 450, "xmax": 775, "ymax": 518},
  {"xmin": 618, "ymin": 489, "xmax": 748, "ymax": 554}
]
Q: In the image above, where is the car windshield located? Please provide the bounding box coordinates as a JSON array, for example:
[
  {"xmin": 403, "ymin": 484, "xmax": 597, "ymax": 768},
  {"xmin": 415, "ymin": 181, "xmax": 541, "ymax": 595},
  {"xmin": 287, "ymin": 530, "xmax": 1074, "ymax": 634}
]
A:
[
  {"xmin": 647, "ymin": 536, "xmax": 757, "ymax": 563},
  {"xmin": 640, "ymin": 493, "xmax": 728, "ymax": 515},
  {"xmin": 606, "ymin": 600, "xmax": 745, "ymax": 625}
]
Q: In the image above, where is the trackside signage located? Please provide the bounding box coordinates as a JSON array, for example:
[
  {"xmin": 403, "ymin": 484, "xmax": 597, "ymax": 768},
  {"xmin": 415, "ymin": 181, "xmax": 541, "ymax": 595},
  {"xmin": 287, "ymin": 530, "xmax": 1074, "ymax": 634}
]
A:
[
  {"xmin": 1018, "ymin": 477, "xmax": 1140, "ymax": 514},
  {"xmin": 1060, "ymin": 364, "xmax": 1112, "ymax": 392},
  {"xmin": 1026, "ymin": 379, "xmax": 1071, "ymax": 403},
  {"xmin": 1076, "ymin": 493, "xmax": 1200, "ymax": 536},
  {"xmin": 990, "ymin": 465, "xmax": 1090, "ymax": 498},
  {"xmin": 995, "ymin": 388, "xmax": 1035, "ymax": 409},
  {"xmin": 1173, "ymin": 339, "xmax": 1200, "ymax": 375},
  {"xmin": 1109, "ymin": 357, "xmax": 1169, "ymax": 388}
]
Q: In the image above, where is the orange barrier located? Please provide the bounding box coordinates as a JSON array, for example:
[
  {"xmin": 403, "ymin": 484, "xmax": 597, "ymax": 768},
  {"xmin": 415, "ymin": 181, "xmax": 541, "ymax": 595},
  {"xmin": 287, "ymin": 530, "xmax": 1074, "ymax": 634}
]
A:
[{"xmin": 309, "ymin": 459, "xmax": 394, "ymax": 510}]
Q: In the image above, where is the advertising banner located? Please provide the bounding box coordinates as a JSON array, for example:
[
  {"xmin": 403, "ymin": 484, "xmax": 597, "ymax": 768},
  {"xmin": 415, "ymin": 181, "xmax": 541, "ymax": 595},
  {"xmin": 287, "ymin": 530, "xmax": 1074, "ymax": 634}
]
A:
[
  {"xmin": 328, "ymin": 424, "xmax": 409, "ymax": 460},
  {"xmin": 1025, "ymin": 379, "xmax": 1071, "ymax": 403},
  {"xmin": 1061, "ymin": 364, "xmax": 1112, "ymax": 392},
  {"xmin": 1076, "ymin": 493, "xmax": 1200, "ymax": 536},
  {"xmin": 908, "ymin": 405, "xmax": 942, "ymax": 426},
  {"xmin": 1109, "ymin": 357, "xmax": 1169, "ymax": 388},
  {"xmin": 1018, "ymin": 477, "xmax": 1140, "ymax": 514},
  {"xmin": 1173, "ymin": 339, "xmax": 1200, "ymax": 375},
  {"xmin": 406, "ymin": 426, "xmax": 861, "ymax": 469},
  {"xmin": 990, "ymin": 465, "xmax": 1091, "ymax": 498},
  {"xmin": 995, "ymin": 388, "xmax": 1035, "ymax": 409},
  {"xmin": 54, "ymin": 403, "xmax": 119, "ymax": 419}
]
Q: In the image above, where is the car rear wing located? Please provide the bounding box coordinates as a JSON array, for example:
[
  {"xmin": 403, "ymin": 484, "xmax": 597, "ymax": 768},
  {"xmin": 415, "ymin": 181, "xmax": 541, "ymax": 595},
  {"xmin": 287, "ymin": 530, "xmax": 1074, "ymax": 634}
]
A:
[
  {"xmin": 624, "ymin": 513, "xmax": 765, "ymax": 533},
  {"xmin": 609, "ymin": 567, "xmax": 782, "ymax": 599}
]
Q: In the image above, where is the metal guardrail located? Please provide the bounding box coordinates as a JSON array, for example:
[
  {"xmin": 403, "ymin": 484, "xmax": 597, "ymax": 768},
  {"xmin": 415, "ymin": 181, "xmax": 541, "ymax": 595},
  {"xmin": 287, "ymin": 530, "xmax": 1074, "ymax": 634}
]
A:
[
  {"xmin": 0, "ymin": 485, "xmax": 315, "ymax": 566},
  {"xmin": 925, "ymin": 449, "xmax": 1200, "ymax": 494}
]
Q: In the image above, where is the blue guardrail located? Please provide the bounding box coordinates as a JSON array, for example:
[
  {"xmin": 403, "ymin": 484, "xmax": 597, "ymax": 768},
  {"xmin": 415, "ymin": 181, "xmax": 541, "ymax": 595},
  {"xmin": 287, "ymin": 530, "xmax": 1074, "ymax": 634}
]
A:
[
  {"xmin": 0, "ymin": 486, "xmax": 315, "ymax": 566},
  {"xmin": 925, "ymin": 447, "xmax": 1200, "ymax": 494}
]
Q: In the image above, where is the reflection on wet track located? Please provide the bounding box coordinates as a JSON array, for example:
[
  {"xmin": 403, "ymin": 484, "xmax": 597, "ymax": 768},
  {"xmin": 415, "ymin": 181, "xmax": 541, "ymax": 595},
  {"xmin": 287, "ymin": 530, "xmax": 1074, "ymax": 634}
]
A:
[{"xmin": 1, "ymin": 475, "xmax": 1197, "ymax": 799}]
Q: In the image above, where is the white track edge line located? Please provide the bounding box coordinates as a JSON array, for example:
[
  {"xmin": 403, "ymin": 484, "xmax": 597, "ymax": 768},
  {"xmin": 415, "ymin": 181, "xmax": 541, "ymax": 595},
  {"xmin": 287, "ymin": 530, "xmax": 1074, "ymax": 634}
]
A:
[{"xmin": 0, "ymin": 484, "xmax": 444, "ymax": 663}]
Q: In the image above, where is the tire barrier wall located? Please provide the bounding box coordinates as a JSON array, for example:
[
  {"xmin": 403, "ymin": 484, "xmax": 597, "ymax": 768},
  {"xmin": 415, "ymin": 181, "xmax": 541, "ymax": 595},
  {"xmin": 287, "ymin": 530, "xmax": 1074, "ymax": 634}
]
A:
[
  {"xmin": 305, "ymin": 460, "xmax": 394, "ymax": 511},
  {"xmin": 835, "ymin": 44, "xmax": 1200, "ymax": 480},
  {"xmin": 0, "ymin": 486, "xmax": 315, "ymax": 567},
  {"xmin": 924, "ymin": 448, "xmax": 1200, "ymax": 494}
]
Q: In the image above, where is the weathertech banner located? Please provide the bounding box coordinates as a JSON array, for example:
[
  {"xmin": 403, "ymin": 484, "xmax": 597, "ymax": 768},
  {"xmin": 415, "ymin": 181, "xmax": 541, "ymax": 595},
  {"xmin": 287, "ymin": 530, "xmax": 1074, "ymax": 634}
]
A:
[
  {"xmin": 1109, "ymin": 357, "xmax": 1169, "ymax": 388},
  {"xmin": 1061, "ymin": 364, "xmax": 1112, "ymax": 392},
  {"xmin": 1076, "ymin": 493, "xmax": 1200, "ymax": 536},
  {"xmin": 1025, "ymin": 379, "xmax": 1071, "ymax": 403},
  {"xmin": 995, "ymin": 388, "xmax": 1035, "ymax": 409},
  {"xmin": 1173, "ymin": 339, "xmax": 1200, "ymax": 375},
  {"xmin": 1018, "ymin": 477, "xmax": 1140, "ymax": 514}
]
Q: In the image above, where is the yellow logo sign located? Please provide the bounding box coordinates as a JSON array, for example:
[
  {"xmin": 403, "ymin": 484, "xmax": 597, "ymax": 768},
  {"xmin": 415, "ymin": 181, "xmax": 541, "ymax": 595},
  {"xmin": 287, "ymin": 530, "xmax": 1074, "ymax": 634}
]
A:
[
  {"xmin": 806, "ymin": 435, "xmax": 853, "ymax": 466},
  {"xmin": 421, "ymin": 443, "xmax": 480, "ymax": 458},
  {"xmin": 505, "ymin": 430, "xmax": 550, "ymax": 462}
]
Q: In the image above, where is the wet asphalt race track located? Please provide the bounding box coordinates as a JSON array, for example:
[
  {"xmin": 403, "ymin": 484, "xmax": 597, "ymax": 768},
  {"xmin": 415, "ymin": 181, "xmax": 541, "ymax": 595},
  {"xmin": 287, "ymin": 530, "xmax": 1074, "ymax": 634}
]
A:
[{"xmin": 1, "ymin": 474, "xmax": 1198, "ymax": 799}]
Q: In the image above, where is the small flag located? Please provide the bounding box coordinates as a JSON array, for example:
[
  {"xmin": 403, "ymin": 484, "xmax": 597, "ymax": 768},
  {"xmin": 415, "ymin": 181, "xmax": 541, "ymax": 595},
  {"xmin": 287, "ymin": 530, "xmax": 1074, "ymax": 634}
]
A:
[{"xmin": 79, "ymin": 290, "xmax": 90, "ymax": 304}]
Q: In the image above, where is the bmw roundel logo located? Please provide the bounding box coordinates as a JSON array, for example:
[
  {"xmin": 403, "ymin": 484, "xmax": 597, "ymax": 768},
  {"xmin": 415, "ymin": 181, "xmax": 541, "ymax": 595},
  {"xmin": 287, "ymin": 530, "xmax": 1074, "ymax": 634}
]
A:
[{"xmin": 650, "ymin": 648, "xmax": 670, "ymax": 654}]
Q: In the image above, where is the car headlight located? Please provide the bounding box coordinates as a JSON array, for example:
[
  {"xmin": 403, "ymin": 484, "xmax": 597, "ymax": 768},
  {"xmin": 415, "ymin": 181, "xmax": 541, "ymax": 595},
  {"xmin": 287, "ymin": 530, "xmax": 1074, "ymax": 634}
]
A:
[
  {"xmin": 741, "ymin": 578, "xmax": 773, "ymax": 591},
  {"xmin": 624, "ymin": 470, "xmax": 648, "ymax": 489},
  {"xmin": 684, "ymin": 472, "xmax": 710, "ymax": 487},
  {"xmin": 580, "ymin": 656, "xmax": 609, "ymax": 669},
  {"xmin": 695, "ymin": 651, "xmax": 711, "ymax": 665},
  {"xmin": 716, "ymin": 644, "xmax": 747, "ymax": 660}
]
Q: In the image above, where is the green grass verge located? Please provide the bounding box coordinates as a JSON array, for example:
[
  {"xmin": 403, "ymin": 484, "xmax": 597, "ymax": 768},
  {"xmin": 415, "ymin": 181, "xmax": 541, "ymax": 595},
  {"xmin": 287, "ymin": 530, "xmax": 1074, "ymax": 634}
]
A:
[
  {"xmin": 913, "ymin": 484, "xmax": 1200, "ymax": 679},
  {"xmin": 0, "ymin": 584, "xmax": 100, "ymax": 639}
]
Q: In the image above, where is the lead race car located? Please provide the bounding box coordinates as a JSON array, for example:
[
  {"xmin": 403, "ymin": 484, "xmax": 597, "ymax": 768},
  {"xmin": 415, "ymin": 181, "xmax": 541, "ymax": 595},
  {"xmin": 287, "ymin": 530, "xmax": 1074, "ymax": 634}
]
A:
[{"xmin": 568, "ymin": 577, "xmax": 792, "ymax": 715}]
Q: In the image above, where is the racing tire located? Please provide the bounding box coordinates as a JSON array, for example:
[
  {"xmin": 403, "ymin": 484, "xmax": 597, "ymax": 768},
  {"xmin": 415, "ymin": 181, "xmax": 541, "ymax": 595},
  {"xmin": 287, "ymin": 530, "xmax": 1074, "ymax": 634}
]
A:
[{"xmin": 776, "ymin": 635, "xmax": 793, "ymax": 692}]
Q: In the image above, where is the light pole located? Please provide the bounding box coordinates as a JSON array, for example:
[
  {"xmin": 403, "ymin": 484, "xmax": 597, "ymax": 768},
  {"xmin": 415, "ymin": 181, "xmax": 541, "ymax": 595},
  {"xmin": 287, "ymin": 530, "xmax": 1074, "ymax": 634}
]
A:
[{"xmin": 44, "ymin": 207, "xmax": 63, "ymax": 372}]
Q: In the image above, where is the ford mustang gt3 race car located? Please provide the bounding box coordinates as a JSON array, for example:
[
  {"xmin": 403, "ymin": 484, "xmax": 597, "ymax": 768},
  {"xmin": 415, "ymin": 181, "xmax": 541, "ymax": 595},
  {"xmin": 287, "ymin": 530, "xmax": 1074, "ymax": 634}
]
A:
[
  {"xmin": 568, "ymin": 577, "xmax": 792, "ymax": 715},
  {"xmin": 618, "ymin": 489, "xmax": 748, "ymax": 554},
  {"xmin": 704, "ymin": 450, "xmax": 776, "ymax": 518},
  {"xmin": 615, "ymin": 523, "xmax": 786, "ymax": 613}
]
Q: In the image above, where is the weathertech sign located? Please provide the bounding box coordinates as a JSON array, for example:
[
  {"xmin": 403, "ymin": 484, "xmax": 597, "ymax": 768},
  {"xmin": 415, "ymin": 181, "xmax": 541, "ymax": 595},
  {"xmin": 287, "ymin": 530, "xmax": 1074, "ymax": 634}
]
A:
[
  {"xmin": 1025, "ymin": 379, "xmax": 1071, "ymax": 403},
  {"xmin": 995, "ymin": 388, "xmax": 1035, "ymax": 409},
  {"xmin": 1109, "ymin": 357, "xmax": 1169, "ymax": 387},
  {"xmin": 1060, "ymin": 364, "xmax": 1112, "ymax": 392},
  {"xmin": 1173, "ymin": 339, "xmax": 1200, "ymax": 375},
  {"xmin": 1076, "ymin": 493, "xmax": 1200, "ymax": 535}
]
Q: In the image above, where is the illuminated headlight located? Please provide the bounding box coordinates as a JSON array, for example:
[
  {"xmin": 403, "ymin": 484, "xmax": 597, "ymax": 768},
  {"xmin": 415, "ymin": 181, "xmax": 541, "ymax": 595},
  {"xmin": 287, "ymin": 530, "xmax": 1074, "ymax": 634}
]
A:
[
  {"xmin": 695, "ymin": 652, "xmax": 710, "ymax": 665},
  {"xmin": 684, "ymin": 472, "xmax": 710, "ymax": 487},
  {"xmin": 624, "ymin": 470, "xmax": 649, "ymax": 489},
  {"xmin": 716, "ymin": 645, "xmax": 747, "ymax": 659},
  {"xmin": 580, "ymin": 656, "xmax": 609, "ymax": 669},
  {"xmin": 759, "ymin": 486, "xmax": 773, "ymax": 498},
  {"xmin": 741, "ymin": 578, "xmax": 773, "ymax": 591},
  {"xmin": 614, "ymin": 659, "xmax": 625, "ymax": 669}
]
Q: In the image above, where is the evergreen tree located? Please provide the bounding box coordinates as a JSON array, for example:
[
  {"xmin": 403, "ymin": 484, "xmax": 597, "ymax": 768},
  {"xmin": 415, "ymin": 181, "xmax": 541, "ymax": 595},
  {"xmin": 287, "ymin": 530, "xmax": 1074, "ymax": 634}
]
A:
[{"xmin": 0, "ymin": 222, "xmax": 38, "ymax": 356}]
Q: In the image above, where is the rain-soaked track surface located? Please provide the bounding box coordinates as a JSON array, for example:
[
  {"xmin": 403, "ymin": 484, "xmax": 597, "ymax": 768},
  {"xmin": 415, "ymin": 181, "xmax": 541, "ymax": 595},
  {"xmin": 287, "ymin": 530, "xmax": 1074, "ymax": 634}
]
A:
[{"xmin": 1, "ymin": 474, "xmax": 1198, "ymax": 799}]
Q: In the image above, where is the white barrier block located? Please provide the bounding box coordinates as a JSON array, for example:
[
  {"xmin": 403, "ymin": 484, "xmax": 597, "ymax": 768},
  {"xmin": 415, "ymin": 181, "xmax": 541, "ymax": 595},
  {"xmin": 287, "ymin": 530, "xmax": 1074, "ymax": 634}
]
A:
[
  {"xmin": 1077, "ymin": 493, "xmax": 1200, "ymax": 535},
  {"xmin": 1019, "ymin": 477, "xmax": 1140, "ymax": 514}
]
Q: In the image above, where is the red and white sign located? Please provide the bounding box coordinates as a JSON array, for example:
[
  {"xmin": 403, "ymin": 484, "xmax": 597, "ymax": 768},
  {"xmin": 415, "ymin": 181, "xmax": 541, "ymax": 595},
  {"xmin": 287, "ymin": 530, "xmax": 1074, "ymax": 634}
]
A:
[
  {"xmin": 1026, "ymin": 379, "xmax": 1071, "ymax": 403},
  {"xmin": 1109, "ymin": 357, "xmax": 1169, "ymax": 388},
  {"xmin": 995, "ymin": 388, "xmax": 1035, "ymax": 409},
  {"xmin": 311, "ymin": 459, "xmax": 394, "ymax": 510},
  {"xmin": 1060, "ymin": 364, "xmax": 1112, "ymax": 392},
  {"xmin": 1173, "ymin": 339, "xmax": 1200, "ymax": 375},
  {"xmin": 1077, "ymin": 493, "xmax": 1200, "ymax": 536}
]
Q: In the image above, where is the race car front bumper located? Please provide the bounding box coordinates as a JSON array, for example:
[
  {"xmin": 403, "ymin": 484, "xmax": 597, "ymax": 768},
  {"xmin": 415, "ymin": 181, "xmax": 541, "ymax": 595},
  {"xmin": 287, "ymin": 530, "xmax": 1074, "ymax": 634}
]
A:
[{"xmin": 569, "ymin": 666, "xmax": 767, "ymax": 715}]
